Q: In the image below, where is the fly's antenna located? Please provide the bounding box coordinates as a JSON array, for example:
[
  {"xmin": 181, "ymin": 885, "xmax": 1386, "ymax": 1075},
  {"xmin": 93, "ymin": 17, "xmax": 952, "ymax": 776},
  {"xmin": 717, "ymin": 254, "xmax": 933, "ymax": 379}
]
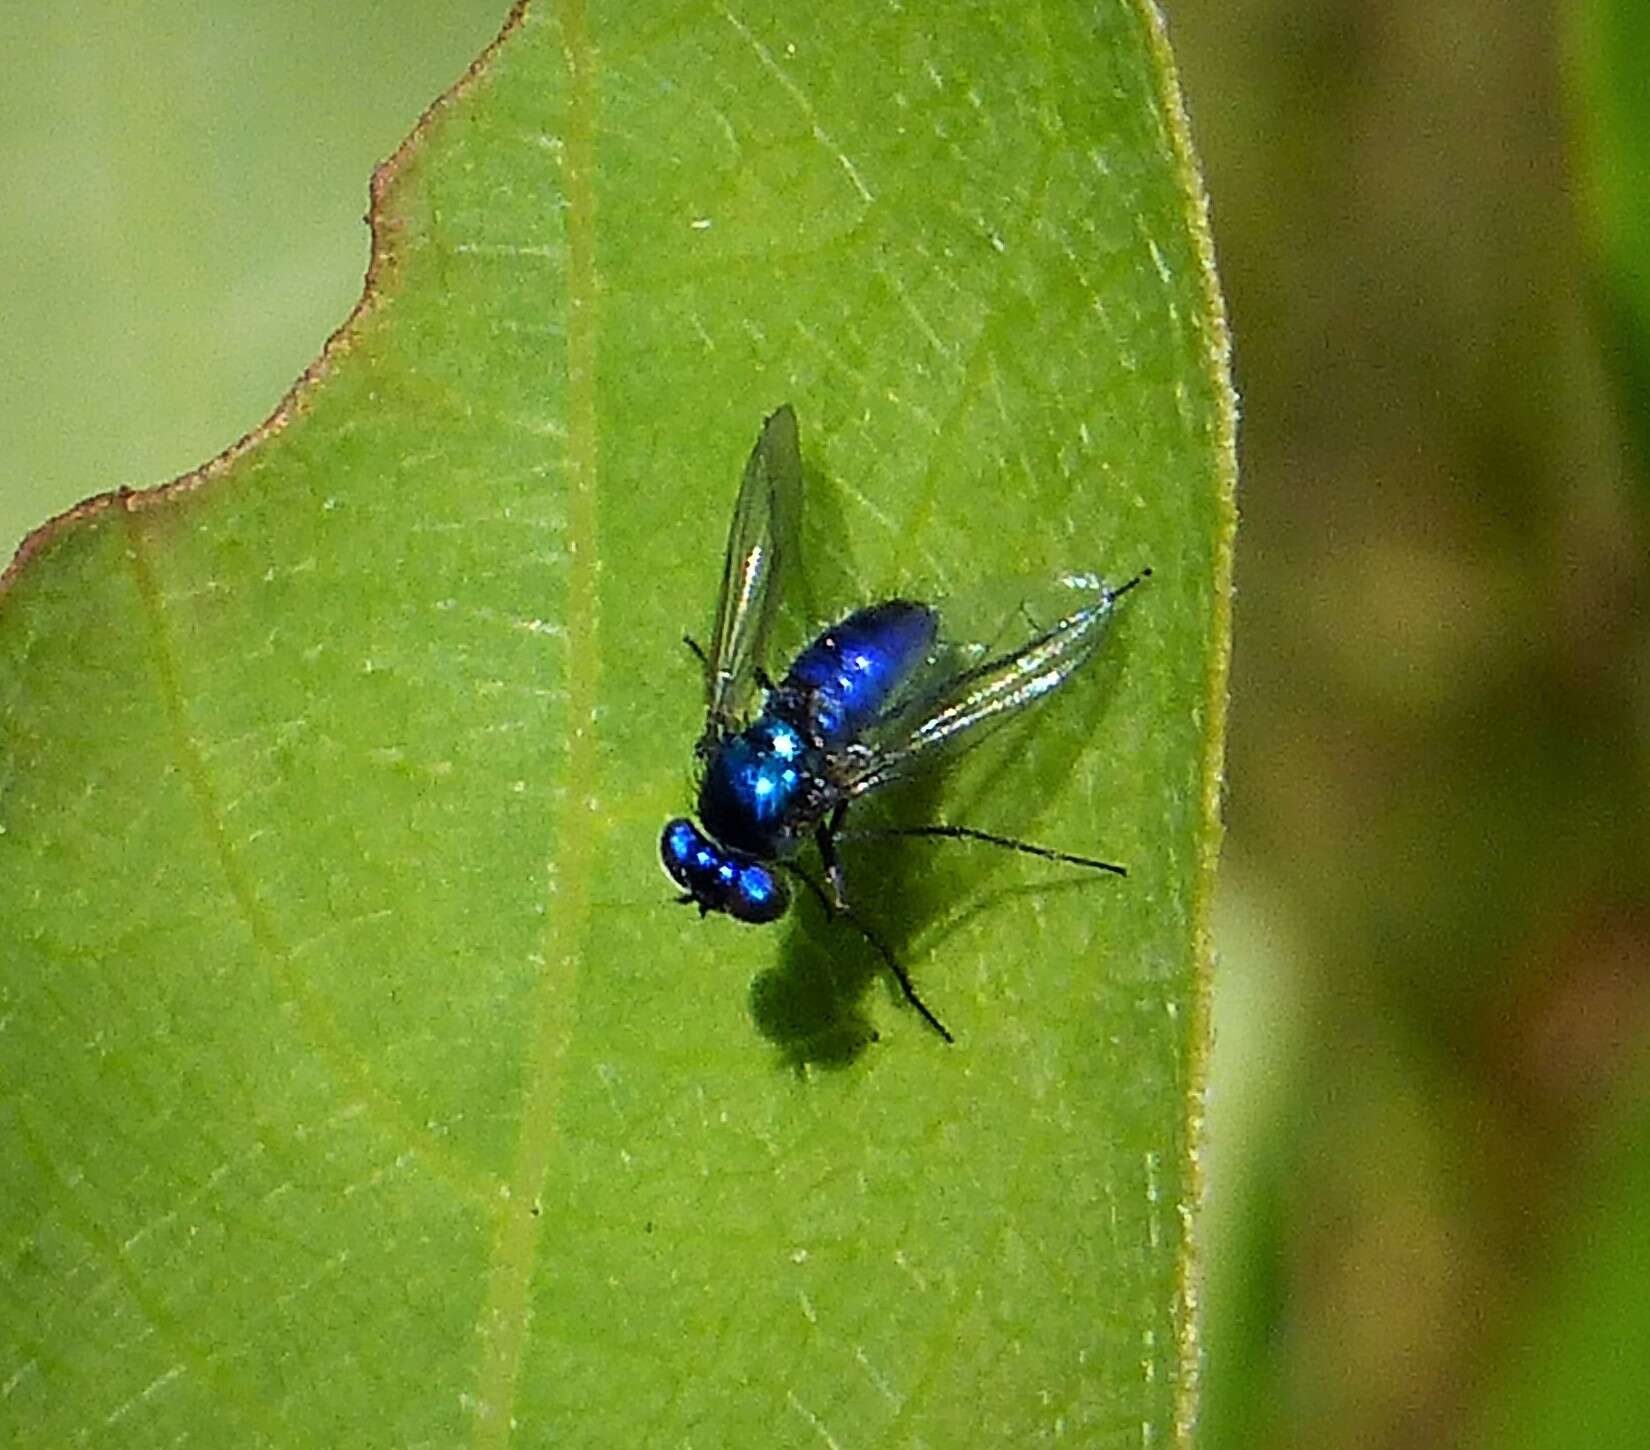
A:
[
  {"xmin": 840, "ymin": 824, "xmax": 1127, "ymax": 877},
  {"xmin": 784, "ymin": 865, "xmax": 955, "ymax": 1044}
]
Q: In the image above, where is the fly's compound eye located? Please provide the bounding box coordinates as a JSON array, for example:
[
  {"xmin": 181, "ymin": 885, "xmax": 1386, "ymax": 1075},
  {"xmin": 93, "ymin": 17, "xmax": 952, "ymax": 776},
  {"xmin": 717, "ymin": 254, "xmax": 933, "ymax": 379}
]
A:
[
  {"xmin": 660, "ymin": 817, "xmax": 789, "ymax": 924},
  {"xmin": 660, "ymin": 818, "xmax": 704, "ymax": 891},
  {"xmin": 727, "ymin": 860, "xmax": 789, "ymax": 924}
]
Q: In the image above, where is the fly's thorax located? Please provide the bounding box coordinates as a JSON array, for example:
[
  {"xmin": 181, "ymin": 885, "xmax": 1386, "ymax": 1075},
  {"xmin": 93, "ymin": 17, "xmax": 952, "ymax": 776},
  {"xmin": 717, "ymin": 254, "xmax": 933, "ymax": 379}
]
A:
[{"xmin": 696, "ymin": 713, "xmax": 825, "ymax": 859}]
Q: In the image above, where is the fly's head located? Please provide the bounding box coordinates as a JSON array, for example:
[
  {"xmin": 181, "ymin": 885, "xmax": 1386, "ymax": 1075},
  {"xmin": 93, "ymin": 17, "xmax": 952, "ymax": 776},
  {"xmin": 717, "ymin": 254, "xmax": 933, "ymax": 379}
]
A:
[{"xmin": 660, "ymin": 817, "xmax": 790, "ymax": 925}]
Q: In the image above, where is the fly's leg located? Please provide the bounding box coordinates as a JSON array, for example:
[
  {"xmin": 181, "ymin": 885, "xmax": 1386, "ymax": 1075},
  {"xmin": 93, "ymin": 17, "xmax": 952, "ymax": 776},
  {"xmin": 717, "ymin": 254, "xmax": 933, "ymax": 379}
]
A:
[
  {"xmin": 839, "ymin": 823, "xmax": 1127, "ymax": 877},
  {"xmin": 815, "ymin": 802, "xmax": 852, "ymax": 911},
  {"xmin": 683, "ymin": 635, "xmax": 731, "ymax": 759},
  {"xmin": 784, "ymin": 863, "xmax": 954, "ymax": 1044},
  {"xmin": 853, "ymin": 911, "xmax": 954, "ymax": 1044}
]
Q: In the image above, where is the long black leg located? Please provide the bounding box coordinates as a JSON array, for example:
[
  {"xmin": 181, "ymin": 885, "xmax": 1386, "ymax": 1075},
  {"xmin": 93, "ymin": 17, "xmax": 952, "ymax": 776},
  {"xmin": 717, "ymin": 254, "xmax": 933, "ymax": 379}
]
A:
[
  {"xmin": 840, "ymin": 824, "xmax": 1128, "ymax": 877},
  {"xmin": 683, "ymin": 636, "xmax": 724, "ymax": 759},
  {"xmin": 815, "ymin": 802, "xmax": 851, "ymax": 909},
  {"xmin": 687, "ymin": 636, "xmax": 778, "ymax": 710},
  {"xmin": 784, "ymin": 865, "xmax": 954, "ymax": 1044}
]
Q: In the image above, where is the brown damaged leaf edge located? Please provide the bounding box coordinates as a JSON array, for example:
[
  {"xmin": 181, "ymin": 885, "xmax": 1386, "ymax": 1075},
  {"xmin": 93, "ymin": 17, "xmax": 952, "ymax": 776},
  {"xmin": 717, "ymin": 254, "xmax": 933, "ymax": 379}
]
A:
[{"xmin": 0, "ymin": 0, "xmax": 533, "ymax": 600}]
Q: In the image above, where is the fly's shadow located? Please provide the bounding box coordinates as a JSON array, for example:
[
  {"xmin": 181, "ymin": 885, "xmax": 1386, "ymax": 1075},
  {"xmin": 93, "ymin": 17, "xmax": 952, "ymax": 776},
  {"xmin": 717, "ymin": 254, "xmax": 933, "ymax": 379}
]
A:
[{"xmin": 660, "ymin": 405, "xmax": 1147, "ymax": 1069}]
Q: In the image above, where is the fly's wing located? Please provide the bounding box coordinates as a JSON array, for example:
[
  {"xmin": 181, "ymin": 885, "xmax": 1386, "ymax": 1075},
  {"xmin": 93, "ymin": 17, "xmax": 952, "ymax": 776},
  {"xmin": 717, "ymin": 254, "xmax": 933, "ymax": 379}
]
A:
[
  {"xmin": 840, "ymin": 574, "xmax": 1140, "ymax": 799},
  {"xmin": 700, "ymin": 405, "xmax": 803, "ymax": 741}
]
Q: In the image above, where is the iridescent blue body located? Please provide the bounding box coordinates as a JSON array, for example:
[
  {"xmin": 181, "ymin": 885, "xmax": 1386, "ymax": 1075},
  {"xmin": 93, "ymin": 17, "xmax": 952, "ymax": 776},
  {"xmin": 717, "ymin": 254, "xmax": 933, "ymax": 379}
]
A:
[
  {"xmin": 698, "ymin": 602, "xmax": 937, "ymax": 858},
  {"xmin": 663, "ymin": 601, "xmax": 936, "ymax": 923},
  {"xmin": 779, "ymin": 601, "xmax": 938, "ymax": 748},
  {"xmin": 659, "ymin": 405, "xmax": 1146, "ymax": 1039},
  {"xmin": 659, "ymin": 818, "xmax": 787, "ymax": 924}
]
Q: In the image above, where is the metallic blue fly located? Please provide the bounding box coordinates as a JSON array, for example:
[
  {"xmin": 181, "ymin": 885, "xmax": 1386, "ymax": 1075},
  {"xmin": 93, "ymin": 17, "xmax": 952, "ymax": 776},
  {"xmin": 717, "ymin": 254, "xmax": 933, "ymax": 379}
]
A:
[{"xmin": 660, "ymin": 405, "xmax": 1149, "ymax": 1042}]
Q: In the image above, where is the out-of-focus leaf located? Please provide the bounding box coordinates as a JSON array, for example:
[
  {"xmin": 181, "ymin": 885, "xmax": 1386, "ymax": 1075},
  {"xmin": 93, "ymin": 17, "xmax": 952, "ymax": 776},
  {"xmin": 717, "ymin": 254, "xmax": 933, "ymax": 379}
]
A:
[
  {"xmin": 1572, "ymin": 0, "xmax": 1650, "ymax": 481},
  {"xmin": 1465, "ymin": 1083, "xmax": 1650, "ymax": 1448}
]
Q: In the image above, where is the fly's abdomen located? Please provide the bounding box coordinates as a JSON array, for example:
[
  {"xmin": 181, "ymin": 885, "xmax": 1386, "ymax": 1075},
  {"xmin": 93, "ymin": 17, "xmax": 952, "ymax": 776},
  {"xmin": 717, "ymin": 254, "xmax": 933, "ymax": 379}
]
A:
[{"xmin": 782, "ymin": 601, "xmax": 937, "ymax": 747}]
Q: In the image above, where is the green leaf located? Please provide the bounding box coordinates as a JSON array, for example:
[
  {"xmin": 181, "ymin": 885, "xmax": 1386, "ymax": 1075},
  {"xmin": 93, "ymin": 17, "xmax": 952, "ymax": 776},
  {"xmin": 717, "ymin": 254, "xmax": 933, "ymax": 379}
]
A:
[{"xmin": 1, "ymin": 2, "xmax": 1233, "ymax": 1443}]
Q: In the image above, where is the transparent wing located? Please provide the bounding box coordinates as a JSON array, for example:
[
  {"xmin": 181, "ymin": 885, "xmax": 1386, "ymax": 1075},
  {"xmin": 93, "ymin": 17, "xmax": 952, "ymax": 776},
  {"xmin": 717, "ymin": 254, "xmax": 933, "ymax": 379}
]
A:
[
  {"xmin": 840, "ymin": 572, "xmax": 1147, "ymax": 799},
  {"xmin": 700, "ymin": 404, "xmax": 802, "ymax": 741}
]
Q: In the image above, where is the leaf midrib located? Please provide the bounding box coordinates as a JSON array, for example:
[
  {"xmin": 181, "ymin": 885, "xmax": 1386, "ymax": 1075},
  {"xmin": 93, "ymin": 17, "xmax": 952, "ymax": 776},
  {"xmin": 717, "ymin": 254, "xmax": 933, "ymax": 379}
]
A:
[{"xmin": 470, "ymin": 3, "xmax": 602, "ymax": 1443}]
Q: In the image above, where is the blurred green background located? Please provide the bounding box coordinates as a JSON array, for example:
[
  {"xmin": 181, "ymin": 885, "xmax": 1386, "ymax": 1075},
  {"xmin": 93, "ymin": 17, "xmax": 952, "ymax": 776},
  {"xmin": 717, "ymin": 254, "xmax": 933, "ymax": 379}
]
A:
[{"xmin": 3, "ymin": 3, "xmax": 1646, "ymax": 1446}]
